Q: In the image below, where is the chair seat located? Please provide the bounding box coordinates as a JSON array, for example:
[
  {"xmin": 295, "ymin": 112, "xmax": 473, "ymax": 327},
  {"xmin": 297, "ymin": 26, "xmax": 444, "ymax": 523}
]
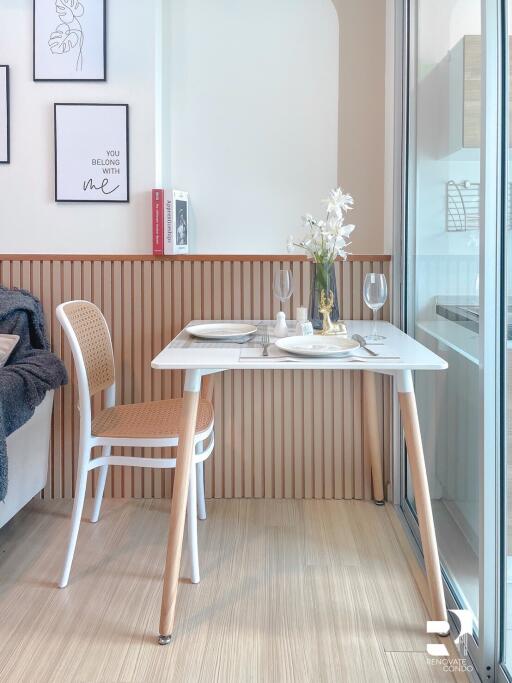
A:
[{"xmin": 92, "ymin": 398, "xmax": 214, "ymax": 440}]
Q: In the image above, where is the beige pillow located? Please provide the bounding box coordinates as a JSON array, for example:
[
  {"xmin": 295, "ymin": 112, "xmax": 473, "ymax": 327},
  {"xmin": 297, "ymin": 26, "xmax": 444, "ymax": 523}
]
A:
[{"xmin": 0, "ymin": 334, "xmax": 20, "ymax": 368}]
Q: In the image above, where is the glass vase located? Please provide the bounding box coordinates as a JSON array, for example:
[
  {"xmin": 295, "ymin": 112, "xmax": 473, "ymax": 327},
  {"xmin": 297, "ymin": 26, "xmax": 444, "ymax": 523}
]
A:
[{"xmin": 308, "ymin": 261, "xmax": 340, "ymax": 330}]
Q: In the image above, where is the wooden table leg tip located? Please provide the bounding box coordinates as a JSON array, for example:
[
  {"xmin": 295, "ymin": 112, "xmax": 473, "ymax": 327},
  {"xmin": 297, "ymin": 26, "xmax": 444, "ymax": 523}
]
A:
[
  {"xmin": 374, "ymin": 500, "xmax": 385, "ymax": 507},
  {"xmin": 158, "ymin": 635, "xmax": 172, "ymax": 645}
]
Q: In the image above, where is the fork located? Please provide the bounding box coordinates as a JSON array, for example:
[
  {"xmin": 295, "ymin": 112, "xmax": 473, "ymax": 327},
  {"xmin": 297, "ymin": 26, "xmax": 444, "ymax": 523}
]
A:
[{"xmin": 261, "ymin": 328, "xmax": 271, "ymax": 357}]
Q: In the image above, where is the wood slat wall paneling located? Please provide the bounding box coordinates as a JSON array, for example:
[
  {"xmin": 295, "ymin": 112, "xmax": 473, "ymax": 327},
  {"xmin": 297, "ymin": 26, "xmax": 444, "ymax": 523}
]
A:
[{"xmin": 0, "ymin": 256, "xmax": 392, "ymax": 501}]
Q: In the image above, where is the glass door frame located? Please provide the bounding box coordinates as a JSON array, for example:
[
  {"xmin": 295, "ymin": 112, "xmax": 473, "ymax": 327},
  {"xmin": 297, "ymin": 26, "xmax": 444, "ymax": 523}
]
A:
[{"xmin": 395, "ymin": 0, "xmax": 506, "ymax": 679}]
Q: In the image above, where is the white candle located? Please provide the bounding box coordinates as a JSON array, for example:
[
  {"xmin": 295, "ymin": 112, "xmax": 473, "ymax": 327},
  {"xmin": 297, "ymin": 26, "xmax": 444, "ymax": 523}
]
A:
[
  {"xmin": 295, "ymin": 307, "xmax": 313, "ymax": 336},
  {"xmin": 296, "ymin": 306, "xmax": 308, "ymax": 323}
]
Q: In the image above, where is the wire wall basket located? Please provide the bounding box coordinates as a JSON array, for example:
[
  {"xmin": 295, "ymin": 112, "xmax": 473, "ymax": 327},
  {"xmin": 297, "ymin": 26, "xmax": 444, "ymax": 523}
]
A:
[{"xmin": 446, "ymin": 180, "xmax": 480, "ymax": 231}]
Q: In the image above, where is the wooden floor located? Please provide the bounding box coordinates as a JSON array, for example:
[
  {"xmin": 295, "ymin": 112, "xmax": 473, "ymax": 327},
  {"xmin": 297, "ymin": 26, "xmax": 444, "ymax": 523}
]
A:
[{"xmin": 0, "ymin": 499, "xmax": 465, "ymax": 683}]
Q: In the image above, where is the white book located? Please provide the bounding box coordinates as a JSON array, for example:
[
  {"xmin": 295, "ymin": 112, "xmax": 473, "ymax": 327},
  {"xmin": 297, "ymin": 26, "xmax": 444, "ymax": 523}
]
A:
[{"xmin": 164, "ymin": 189, "xmax": 189, "ymax": 255}]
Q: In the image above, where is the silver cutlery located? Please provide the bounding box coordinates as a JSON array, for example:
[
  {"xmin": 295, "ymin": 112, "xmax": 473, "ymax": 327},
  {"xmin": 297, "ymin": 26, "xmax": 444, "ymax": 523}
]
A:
[
  {"xmin": 261, "ymin": 328, "xmax": 271, "ymax": 357},
  {"xmin": 351, "ymin": 333, "xmax": 378, "ymax": 356}
]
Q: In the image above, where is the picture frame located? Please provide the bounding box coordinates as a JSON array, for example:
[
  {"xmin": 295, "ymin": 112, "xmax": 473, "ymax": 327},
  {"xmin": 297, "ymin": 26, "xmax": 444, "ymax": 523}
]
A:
[
  {"xmin": 0, "ymin": 66, "xmax": 10, "ymax": 164},
  {"xmin": 33, "ymin": 0, "xmax": 106, "ymax": 82},
  {"xmin": 54, "ymin": 103, "xmax": 129, "ymax": 203}
]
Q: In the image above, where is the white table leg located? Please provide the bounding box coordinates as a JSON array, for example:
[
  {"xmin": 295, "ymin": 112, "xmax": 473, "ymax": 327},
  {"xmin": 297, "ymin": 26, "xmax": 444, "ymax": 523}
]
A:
[
  {"xmin": 158, "ymin": 368, "xmax": 202, "ymax": 644},
  {"xmin": 396, "ymin": 370, "xmax": 448, "ymax": 628}
]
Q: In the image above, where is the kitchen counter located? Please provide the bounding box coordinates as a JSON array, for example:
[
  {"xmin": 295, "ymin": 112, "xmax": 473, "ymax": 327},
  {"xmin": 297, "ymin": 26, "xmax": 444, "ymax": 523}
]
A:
[
  {"xmin": 436, "ymin": 301, "xmax": 512, "ymax": 340},
  {"xmin": 417, "ymin": 320, "xmax": 479, "ymax": 364}
]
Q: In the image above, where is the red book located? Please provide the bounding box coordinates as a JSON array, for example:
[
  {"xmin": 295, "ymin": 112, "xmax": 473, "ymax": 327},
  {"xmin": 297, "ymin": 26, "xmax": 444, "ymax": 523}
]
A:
[{"xmin": 152, "ymin": 189, "xmax": 164, "ymax": 255}]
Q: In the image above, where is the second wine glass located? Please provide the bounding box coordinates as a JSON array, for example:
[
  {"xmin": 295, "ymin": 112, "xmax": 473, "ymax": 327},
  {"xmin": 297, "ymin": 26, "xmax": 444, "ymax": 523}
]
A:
[
  {"xmin": 273, "ymin": 270, "xmax": 293, "ymax": 308},
  {"xmin": 363, "ymin": 273, "xmax": 387, "ymax": 341}
]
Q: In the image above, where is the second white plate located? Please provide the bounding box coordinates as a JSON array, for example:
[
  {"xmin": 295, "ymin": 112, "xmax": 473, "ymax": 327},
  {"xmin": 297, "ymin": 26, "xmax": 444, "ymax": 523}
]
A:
[
  {"xmin": 275, "ymin": 335, "xmax": 359, "ymax": 357},
  {"xmin": 186, "ymin": 323, "xmax": 258, "ymax": 340}
]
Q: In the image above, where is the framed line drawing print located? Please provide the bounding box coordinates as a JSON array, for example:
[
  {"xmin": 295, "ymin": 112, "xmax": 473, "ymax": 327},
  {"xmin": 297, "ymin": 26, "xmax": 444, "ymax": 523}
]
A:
[
  {"xmin": 0, "ymin": 66, "xmax": 9, "ymax": 164},
  {"xmin": 54, "ymin": 104, "xmax": 129, "ymax": 202},
  {"xmin": 33, "ymin": 0, "xmax": 106, "ymax": 81}
]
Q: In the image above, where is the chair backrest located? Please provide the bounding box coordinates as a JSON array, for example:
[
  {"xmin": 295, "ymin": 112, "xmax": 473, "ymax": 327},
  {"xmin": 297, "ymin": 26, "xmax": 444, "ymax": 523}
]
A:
[{"xmin": 56, "ymin": 300, "xmax": 115, "ymax": 400}]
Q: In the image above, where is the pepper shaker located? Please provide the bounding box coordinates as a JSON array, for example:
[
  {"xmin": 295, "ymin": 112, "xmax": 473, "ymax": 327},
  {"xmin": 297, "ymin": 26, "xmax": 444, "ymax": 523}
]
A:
[{"xmin": 273, "ymin": 311, "xmax": 288, "ymax": 337}]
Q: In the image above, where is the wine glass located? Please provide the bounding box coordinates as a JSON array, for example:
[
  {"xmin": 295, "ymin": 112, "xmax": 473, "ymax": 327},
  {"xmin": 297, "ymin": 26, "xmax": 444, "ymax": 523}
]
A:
[
  {"xmin": 273, "ymin": 270, "xmax": 293, "ymax": 308},
  {"xmin": 363, "ymin": 273, "xmax": 387, "ymax": 341}
]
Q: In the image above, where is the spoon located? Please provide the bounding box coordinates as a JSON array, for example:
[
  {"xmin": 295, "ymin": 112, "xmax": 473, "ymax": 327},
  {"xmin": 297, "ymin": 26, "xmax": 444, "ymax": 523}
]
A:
[{"xmin": 351, "ymin": 333, "xmax": 379, "ymax": 356}]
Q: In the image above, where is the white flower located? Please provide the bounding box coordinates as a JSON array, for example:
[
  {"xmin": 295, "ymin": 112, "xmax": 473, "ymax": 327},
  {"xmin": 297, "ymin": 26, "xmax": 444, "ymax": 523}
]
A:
[
  {"xmin": 290, "ymin": 188, "xmax": 355, "ymax": 262},
  {"xmin": 324, "ymin": 187, "xmax": 354, "ymax": 217},
  {"xmin": 340, "ymin": 224, "xmax": 355, "ymax": 237}
]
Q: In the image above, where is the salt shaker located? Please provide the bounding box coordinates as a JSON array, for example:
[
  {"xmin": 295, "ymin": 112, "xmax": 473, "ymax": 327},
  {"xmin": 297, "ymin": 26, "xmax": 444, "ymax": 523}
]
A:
[
  {"xmin": 295, "ymin": 307, "xmax": 314, "ymax": 336},
  {"xmin": 273, "ymin": 311, "xmax": 288, "ymax": 337}
]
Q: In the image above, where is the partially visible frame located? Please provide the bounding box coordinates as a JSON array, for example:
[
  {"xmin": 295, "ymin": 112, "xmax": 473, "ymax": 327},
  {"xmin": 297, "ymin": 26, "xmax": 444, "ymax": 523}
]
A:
[
  {"xmin": 33, "ymin": 0, "xmax": 106, "ymax": 82},
  {"xmin": 0, "ymin": 66, "xmax": 10, "ymax": 164}
]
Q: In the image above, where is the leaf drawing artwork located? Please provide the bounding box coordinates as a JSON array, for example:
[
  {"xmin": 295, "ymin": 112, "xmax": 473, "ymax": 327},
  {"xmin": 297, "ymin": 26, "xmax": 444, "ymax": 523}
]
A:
[
  {"xmin": 48, "ymin": 0, "xmax": 85, "ymax": 71},
  {"xmin": 34, "ymin": 0, "xmax": 105, "ymax": 81}
]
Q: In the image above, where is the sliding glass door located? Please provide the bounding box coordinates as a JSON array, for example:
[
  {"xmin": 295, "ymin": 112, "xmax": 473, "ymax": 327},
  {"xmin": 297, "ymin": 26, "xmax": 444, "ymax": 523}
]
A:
[
  {"xmin": 404, "ymin": 0, "xmax": 482, "ymax": 624},
  {"xmin": 402, "ymin": 0, "xmax": 505, "ymax": 678},
  {"xmin": 501, "ymin": 3, "xmax": 512, "ymax": 678}
]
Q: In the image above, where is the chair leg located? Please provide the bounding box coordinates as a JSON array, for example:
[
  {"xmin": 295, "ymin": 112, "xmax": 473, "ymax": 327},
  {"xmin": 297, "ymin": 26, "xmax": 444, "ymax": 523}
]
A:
[
  {"xmin": 59, "ymin": 442, "xmax": 91, "ymax": 588},
  {"xmin": 90, "ymin": 446, "xmax": 111, "ymax": 523},
  {"xmin": 196, "ymin": 456, "xmax": 207, "ymax": 521},
  {"xmin": 187, "ymin": 457, "xmax": 200, "ymax": 584}
]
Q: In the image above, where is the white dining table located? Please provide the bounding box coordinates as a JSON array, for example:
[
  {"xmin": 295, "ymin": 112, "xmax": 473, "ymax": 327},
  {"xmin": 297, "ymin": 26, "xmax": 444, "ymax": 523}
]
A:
[{"xmin": 151, "ymin": 320, "xmax": 449, "ymax": 644}]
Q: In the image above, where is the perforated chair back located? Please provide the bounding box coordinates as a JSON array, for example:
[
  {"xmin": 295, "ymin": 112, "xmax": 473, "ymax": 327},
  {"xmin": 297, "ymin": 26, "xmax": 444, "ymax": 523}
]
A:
[{"xmin": 58, "ymin": 300, "xmax": 115, "ymax": 398}]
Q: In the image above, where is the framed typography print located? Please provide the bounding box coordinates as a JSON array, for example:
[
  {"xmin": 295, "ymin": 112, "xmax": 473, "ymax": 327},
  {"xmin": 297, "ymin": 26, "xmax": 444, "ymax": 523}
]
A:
[
  {"xmin": 33, "ymin": 0, "xmax": 106, "ymax": 81},
  {"xmin": 54, "ymin": 104, "xmax": 129, "ymax": 202},
  {"xmin": 0, "ymin": 66, "xmax": 9, "ymax": 164}
]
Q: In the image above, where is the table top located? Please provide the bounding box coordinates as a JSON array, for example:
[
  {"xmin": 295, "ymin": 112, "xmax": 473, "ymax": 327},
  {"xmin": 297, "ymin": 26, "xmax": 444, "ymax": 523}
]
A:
[{"xmin": 151, "ymin": 320, "xmax": 448, "ymax": 372}]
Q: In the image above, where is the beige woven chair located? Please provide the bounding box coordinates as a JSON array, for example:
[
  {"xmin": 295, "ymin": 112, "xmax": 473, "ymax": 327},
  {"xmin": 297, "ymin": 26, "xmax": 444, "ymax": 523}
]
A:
[{"xmin": 56, "ymin": 300, "xmax": 214, "ymax": 589}]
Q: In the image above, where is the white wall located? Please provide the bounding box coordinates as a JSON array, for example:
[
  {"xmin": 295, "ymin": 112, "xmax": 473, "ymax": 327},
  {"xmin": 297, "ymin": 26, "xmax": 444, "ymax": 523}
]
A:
[
  {"xmin": 0, "ymin": 0, "xmax": 388, "ymax": 255},
  {"xmin": 163, "ymin": 0, "xmax": 339, "ymax": 254},
  {"xmin": 333, "ymin": 0, "xmax": 387, "ymax": 254},
  {"xmin": 0, "ymin": 0, "xmax": 158, "ymax": 254}
]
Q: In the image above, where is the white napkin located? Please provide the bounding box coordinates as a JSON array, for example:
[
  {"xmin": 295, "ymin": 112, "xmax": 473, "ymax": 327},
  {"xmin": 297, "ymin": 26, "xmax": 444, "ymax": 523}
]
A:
[{"xmin": 239, "ymin": 345, "xmax": 399, "ymax": 363}]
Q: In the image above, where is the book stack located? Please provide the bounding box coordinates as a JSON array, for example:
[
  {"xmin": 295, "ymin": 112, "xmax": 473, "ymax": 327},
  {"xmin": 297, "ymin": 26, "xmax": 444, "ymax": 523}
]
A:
[{"xmin": 152, "ymin": 189, "xmax": 189, "ymax": 255}]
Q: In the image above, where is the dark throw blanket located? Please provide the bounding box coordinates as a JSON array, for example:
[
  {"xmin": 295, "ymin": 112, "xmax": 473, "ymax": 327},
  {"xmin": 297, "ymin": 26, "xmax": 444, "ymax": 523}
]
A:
[{"xmin": 0, "ymin": 286, "xmax": 67, "ymax": 502}]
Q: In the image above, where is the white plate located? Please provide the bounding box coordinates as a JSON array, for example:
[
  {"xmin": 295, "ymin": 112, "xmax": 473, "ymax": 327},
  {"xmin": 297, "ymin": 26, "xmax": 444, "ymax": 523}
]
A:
[
  {"xmin": 275, "ymin": 335, "xmax": 360, "ymax": 357},
  {"xmin": 186, "ymin": 323, "xmax": 258, "ymax": 340}
]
